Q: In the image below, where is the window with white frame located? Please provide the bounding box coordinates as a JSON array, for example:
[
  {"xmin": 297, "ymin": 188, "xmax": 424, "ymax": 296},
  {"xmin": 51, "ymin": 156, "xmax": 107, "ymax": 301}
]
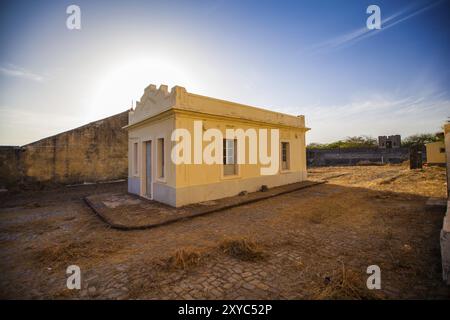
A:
[
  {"xmin": 223, "ymin": 139, "xmax": 237, "ymax": 176},
  {"xmin": 281, "ymin": 142, "xmax": 290, "ymax": 170}
]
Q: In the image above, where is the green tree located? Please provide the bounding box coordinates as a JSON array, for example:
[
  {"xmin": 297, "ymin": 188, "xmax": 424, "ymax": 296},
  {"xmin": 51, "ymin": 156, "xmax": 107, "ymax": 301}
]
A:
[
  {"xmin": 307, "ymin": 135, "xmax": 377, "ymax": 149},
  {"xmin": 402, "ymin": 133, "xmax": 441, "ymax": 147}
]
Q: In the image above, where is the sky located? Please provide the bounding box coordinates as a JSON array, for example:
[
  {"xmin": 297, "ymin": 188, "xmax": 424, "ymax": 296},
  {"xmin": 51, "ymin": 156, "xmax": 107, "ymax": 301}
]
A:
[{"xmin": 0, "ymin": 0, "xmax": 449, "ymax": 146}]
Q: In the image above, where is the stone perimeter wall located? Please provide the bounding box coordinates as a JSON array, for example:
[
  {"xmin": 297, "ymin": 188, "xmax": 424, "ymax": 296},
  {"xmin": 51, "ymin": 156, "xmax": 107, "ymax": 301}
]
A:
[
  {"xmin": 0, "ymin": 111, "xmax": 129, "ymax": 189},
  {"xmin": 306, "ymin": 147, "xmax": 413, "ymax": 167}
]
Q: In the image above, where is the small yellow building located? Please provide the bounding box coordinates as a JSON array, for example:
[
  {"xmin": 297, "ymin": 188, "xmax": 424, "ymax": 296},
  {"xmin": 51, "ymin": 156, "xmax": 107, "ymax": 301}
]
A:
[
  {"xmin": 426, "ymin": 141, "xmax": 446, "ymax": 165},
  {"xmin": 124, "ymin": 84, "xmax": 309, "ymax": 207}
]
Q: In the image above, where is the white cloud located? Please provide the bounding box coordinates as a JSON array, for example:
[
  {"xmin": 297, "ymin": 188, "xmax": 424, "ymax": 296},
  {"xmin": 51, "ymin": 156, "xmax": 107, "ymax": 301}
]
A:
[
  {"xmin": 0, "ymin": 64, "xmax": 45, "ymax": 82},
  {"xmin": 302, "ymin": 91, "xmax": 450, "ymax": 144},
  {"xmin": 302, "ymin": 0, "xmax": 444, "ymax": 55}
]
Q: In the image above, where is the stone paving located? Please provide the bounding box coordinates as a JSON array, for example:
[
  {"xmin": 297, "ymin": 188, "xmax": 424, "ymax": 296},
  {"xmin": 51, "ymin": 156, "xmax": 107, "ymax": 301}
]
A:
[
  {"xmin": 0, "ymin": 166, "xmax": 449, "ymax": 299},
  {"xmin": 84, "ymin": 180, "xmax": 323, "ymax": 229}
]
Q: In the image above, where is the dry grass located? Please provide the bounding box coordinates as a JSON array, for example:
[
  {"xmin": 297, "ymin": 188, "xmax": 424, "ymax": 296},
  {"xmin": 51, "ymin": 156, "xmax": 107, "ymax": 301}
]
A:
[
  {"xmin": 301, "ymin": 200, "xmax": 346, "ymax": 225},
  {"xmin": 356, "ymin": 160, "xmax": 384, "ymax": 166},
  {"xmin": 158, "ymin": 238, "xmax": 266, "ymax": 271},
  {"xmin": 33, "ymin": 237, "xmax": 122, "ymax": 269},
  {"xmin": 307, "ymin": 211, "xmax": 327, "ymax": 224},
  {"xmin": 219, "ymin": 237, "xmax": 265, "ymax": 261},
  {"xmin": 0, "ymin": 217, "xmax": 60, "ymax": 235},
  {"xmin": 166, "ymin": 247, "xmax": 205, "ymax": 270},
  {"xmin": 378, "ymin": 173, "xmax": 404, "ymax": 185},
  {"xmin": 312, "ymin": 263, "xmax": 385, "ymax": 300},
  {"xmin": 308, "ymin": 164, "xmax": 446, "ymax": 198}
]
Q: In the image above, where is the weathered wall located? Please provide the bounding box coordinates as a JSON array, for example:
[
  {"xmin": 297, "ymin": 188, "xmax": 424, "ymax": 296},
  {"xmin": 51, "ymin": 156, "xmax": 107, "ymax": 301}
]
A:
[
  {"xmin": 0, "ymin": 146, "xmax": 23, "ymax": 188},
  {"xmin": 0, "ymin": 111, "xmax": 129, "ymax": 189},
  {"xmin": 307, "ymin": 147, "xmax": 411, "ymax": 167}
]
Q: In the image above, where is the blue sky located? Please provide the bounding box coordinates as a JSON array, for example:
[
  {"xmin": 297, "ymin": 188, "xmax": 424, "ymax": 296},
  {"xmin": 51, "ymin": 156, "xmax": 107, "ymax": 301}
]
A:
[{"xmin": 1, "ymin": 0, "xmax": 449, "ymax": 145}]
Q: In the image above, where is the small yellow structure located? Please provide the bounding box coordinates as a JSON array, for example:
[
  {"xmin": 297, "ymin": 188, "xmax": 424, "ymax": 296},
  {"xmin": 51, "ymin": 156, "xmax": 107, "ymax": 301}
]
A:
[
  {"xmin": 124, "ymin": 84, "xmax": 309, "ymax": 207},
  {"xmin": 425, "ymin": 141, "xmax": 446, "ymax": 165}
]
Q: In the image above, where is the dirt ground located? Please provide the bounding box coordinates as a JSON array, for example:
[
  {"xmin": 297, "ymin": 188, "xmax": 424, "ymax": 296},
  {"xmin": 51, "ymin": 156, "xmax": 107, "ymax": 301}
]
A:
[
  {"xmin": 84, "ymin": 181, "xmax": 321, "ymax": 229},
  {"xmin": 0, "ymin": 164, "xmax": 449, "ymax": 299}
]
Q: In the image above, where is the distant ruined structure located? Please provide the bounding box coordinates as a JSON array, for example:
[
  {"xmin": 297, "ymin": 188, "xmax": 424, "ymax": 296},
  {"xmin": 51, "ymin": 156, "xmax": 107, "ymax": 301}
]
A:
[
  {"xmin": 378, "ymin": 135, "xmax": 401, "ymax": 149},
  {"xmin": 307, "ymin": 134, "xmax": 410, "ymax": 167}
]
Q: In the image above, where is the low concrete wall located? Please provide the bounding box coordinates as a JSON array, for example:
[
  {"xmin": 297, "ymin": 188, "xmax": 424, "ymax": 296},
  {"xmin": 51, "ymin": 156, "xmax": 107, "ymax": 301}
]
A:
[
  {"xmin": 0, "ymin": 111, "xmax": 129, "ymax": 189},
  {"xmin": 307, "ymin": 147, "xmax": 411, "ymax": 167}
]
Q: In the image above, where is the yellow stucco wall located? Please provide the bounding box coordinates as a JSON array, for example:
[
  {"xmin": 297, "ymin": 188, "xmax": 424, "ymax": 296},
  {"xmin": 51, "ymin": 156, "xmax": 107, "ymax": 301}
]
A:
[
  {"xmin": 126, "ymin": 84, "xmax": 308, "ymax": 207},
  {"xmin": 172, "ymin": 112, "xmax": 307, "ymax": 206},
  {"xmin": 426, "ymin": 141, "xmax": 446, "ymax": 164},
  {"xmin": 174, "ymin": 112, "xmax": 306, "ymax": 187}
]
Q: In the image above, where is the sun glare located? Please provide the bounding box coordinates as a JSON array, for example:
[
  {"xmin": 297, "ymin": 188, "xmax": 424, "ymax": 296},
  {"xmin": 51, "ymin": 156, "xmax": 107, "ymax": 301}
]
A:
[{"xmin": 89, "ymin": 57, "xmax": 199, "ymax": 120}]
